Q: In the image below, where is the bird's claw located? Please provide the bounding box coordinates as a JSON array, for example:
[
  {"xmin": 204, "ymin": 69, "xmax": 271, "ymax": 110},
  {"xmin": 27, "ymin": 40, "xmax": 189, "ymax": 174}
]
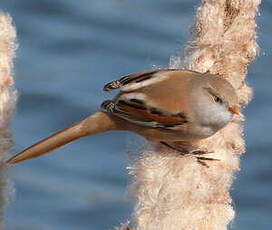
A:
[
  {"xmin": 189, "ymin": 149, "xmax": 206, "ymax": 155},
  {"xmin": 196, "ymin": 156, "xmax": 219, "ymax": 168},
  {"xmin": 189, "ymin": 150, "xmax": 219, "ymax": 168},
  {"xmin": 188, "ymin": 149, "xmax": 214, "ymax": 155},
  {"xmin": 188, "ymin": 149, "xmax": 219, "ymax": 168},
  {"xmin": 160, "ymin": 141, "xmax": 188, "ymax": 155},
  {"xmin": 160, "ymin": 142, "xmax": 219, "ymax": 167}
]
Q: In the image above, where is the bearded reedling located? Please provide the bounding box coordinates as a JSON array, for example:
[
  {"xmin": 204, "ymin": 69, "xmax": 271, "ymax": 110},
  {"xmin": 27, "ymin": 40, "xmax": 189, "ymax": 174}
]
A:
[{"xmin": 7, "ymin": 69, "xmax": 240, "ymax": 165}]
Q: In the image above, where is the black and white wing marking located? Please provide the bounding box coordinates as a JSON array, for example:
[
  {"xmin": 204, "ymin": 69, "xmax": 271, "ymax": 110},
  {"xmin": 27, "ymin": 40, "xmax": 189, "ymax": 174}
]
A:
[
  {"xmin": 103, "ymin": 69, "xmax": 178, "ymax": 92},
  {"xmin": 100, "ymin": 98, "xmax": 188, "ymax": 130}
]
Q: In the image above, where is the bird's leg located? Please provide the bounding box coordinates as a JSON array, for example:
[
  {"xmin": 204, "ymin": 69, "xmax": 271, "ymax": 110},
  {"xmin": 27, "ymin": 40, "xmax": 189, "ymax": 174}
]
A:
[
  {"xmin": 160, "ymin": 142, "xmax": 219, "ymax": 167},
  {"xmin": 189, "ymin": 149, "xmax": 219, "ymax": 161},
  {"xmin": 196, "ymin": 156, "xmax": 219, "ymax": 168},
  {"xmin": 188, "ymin": 149, "xmax": 220, "ymax": 167},
  {"xmin": 160, "ymin": 141, "xmax": 189, "ymax": 155},
  {"xmin": 189, "ymin": 149, "xmax": 211, "ymax": 155}
]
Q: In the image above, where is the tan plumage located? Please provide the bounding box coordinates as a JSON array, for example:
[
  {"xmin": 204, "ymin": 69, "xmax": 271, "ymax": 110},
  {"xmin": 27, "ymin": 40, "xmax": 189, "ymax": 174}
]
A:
[{"xmin": 7, "ymin": 69, "xmax": 240, "ymax": 164}]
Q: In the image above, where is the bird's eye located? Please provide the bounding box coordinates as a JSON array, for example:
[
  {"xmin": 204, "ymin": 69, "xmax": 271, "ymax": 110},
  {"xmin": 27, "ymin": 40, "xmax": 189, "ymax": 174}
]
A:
[{"xmin": 213, "ymin": 95, "xmax": 223, "ymax": 104}]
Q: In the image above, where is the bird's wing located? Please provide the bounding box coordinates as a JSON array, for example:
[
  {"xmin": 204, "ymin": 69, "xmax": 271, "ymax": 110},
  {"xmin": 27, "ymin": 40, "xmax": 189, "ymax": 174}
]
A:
[
  {"xmin": 103, "ymin": 69, "xmax": 178, "ymax": 92},
  {"xmin": 101, "ymin": 97, "xmax": 188, "ymax": 130}
]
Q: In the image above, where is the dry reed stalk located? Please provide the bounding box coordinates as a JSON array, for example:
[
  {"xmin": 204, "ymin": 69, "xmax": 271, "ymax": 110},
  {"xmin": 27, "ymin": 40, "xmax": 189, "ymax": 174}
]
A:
[
  {"xmin": 0, "ymin": 14, "xmax": 17, "ymax": 226},
  {"xmin": 122, "ymin": 0, "xmax": 261, "ymax": 229}
]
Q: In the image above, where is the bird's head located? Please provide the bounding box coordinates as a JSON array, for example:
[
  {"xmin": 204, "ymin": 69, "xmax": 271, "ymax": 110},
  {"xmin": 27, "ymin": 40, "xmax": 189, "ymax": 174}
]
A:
[{"xmin": 193, "ymin": 75, "xmax": 240, "ymax": 133}]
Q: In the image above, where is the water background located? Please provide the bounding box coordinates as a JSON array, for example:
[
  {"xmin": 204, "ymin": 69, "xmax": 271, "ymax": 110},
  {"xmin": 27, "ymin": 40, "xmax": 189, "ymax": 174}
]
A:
[{"xmin": 1, "ymin": 0, "xmax": 271, "ymax": 229}]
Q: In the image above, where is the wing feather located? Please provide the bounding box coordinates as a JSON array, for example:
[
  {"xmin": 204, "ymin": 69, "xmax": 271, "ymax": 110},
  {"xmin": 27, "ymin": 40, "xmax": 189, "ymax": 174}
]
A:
[
  {"xmin": 103, "ymin": 69, "xmax": 178, "ymax": 92},
  {"xmin": 111, "ymin": 98, "xmax": 188, "ymax": 129}
]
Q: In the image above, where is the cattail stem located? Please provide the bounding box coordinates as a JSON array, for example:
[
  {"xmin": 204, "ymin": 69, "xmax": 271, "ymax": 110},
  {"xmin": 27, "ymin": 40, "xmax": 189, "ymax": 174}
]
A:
[
  {"xmin": 0, "ymin": 14, "xmax": 17, "ymax": 227},
  {"xmin": 123, "ymin": 0, "xmax": 261, "ymax": 229}
]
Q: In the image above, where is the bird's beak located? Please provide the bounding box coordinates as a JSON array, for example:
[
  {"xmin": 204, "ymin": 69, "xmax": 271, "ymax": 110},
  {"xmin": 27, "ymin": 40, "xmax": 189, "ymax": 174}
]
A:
[{"xmin": 229, "ymin": 105, "xmax": 240, "ymax": 115}]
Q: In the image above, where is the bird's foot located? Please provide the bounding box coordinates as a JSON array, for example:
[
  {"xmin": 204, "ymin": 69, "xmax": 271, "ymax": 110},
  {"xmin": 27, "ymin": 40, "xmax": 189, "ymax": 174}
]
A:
[
  {"xmin": 188, "ymin": 149, "xmax": 212, "ymax": 155},
  {"xmin": 196, "ymin": 156, "xmax": 219, "ymax": 168},
  {"xmin": 189, "ymin": 149, "xmax": 219, "ymax": 168},
  {"xmin": 160, "ymin": 141, "xmax": 189, "ymax": 155},
  {"xmin": 160, "ymin": 142, "xmax": 219, "ymax": 167}
]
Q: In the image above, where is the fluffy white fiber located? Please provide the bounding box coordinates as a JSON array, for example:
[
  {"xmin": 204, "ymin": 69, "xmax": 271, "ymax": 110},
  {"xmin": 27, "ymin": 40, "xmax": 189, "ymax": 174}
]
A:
[
  {"xmin": 0, "ymin": 1, "xmax": 262, "ymax": 228},
  {"xmin": 122, "ymin": 0, "xmax": 261, "ymax": 229},
  {"xmin": 0, "ymin": 14, "xmax": 17, "ymax": 227}
]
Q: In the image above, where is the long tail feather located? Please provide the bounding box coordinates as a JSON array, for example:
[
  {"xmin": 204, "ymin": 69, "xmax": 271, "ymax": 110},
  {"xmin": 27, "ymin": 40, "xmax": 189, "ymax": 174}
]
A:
[{"xmin": 7, "ymin": 112, "xmax": 116, "ymax": 164}]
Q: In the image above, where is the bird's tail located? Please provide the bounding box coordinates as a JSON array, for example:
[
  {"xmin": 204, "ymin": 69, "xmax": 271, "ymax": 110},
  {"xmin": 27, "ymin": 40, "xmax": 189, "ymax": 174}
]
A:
[{"xmin": 7, "ymin": 112, "xmax": 117, "ymax": 164}]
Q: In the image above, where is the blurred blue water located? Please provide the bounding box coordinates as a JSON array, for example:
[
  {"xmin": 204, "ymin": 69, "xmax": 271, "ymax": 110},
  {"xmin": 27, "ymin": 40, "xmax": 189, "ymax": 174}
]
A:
[{"xmin": 0, "ymin": 0, "xmax": 271, "ymax": 229}]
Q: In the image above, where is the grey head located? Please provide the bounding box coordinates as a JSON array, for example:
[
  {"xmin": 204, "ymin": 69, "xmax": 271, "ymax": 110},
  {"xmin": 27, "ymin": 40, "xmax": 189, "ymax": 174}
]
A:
[{"xmin": 190, "ymin": 74, "xmax": 239, "ymax": 136}]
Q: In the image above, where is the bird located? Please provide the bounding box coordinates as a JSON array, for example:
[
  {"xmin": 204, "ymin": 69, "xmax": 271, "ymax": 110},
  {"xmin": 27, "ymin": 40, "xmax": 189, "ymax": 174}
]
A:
[{"xmin": 6, "ymin": 69, "xmax": 240, "ymax": 165}]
